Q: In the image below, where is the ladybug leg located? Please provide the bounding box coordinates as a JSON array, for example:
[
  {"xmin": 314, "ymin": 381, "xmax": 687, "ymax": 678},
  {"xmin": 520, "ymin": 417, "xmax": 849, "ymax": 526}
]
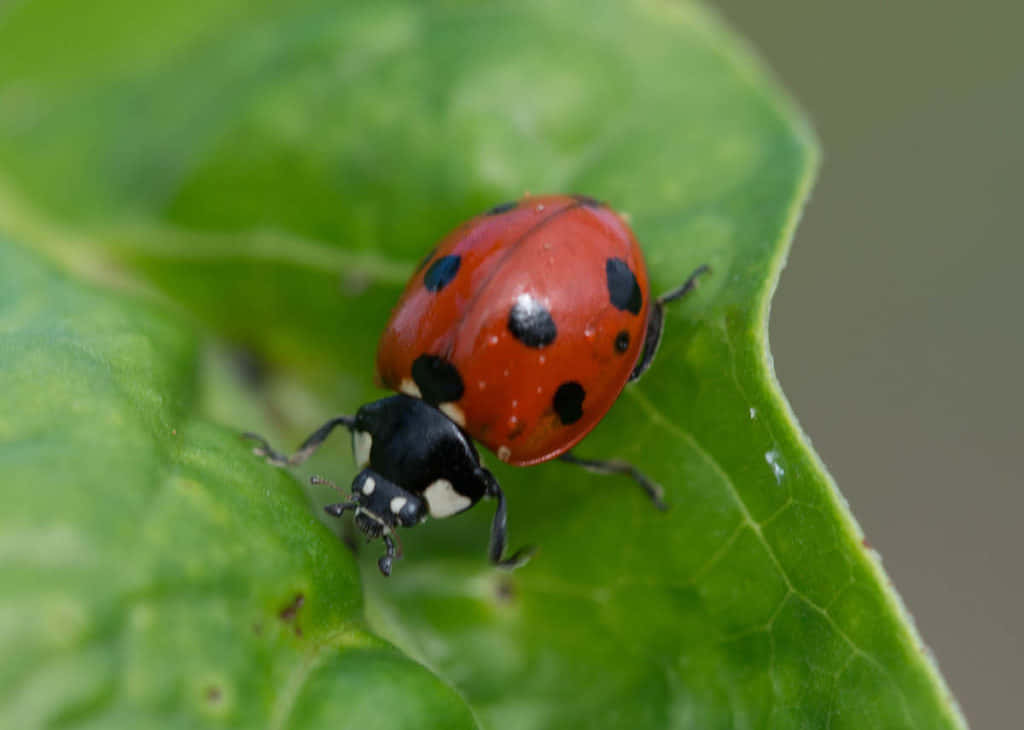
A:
[
  {"xmin": 324, "ymin": 500, "xmax": 358, "ymax": 517},
  {"xmin": 558, "ymin": 451, "xmax": 667, "ymax": 511},
  {"xmin": 242, "ymin": 415, "xmax": 356, "ymax": 466},
  {"xmin": 484, "ymin": 477, "xmax": 535, "ymax": 569},
  {"xmin": 378, "ymin": 533, "xmax": 401, "ymax": 577},
  {"xmin": 629, "ymin": 264, "xmax": 710, "ymax": 382}
]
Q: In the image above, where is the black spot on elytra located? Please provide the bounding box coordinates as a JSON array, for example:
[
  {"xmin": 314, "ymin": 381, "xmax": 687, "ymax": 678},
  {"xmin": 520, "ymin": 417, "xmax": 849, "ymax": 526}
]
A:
[
  {"xmin": 486, "ymin": 200, "xmax": 517, "ymax": 216},
  {"xmin": 507, "ymin": 295, "xmax": 557, "ymax": 348},
  {"xmin": 553, "ymin": 382, "xmax": 585, "ymax": 425},
  {"xmin": 573, "ymin": 194, "xmax": 604, "ymax": 208},
  {"xmin": 606, "ymin": 257, "xmax": 642, "ymax": 315},
  {"xmin": 424, "ymin": 255, "xmax": 461, "ymax": 292},
  {"xmin": 412, "ymin": 354, "xmax": 465, "ymax": 404},
  {"xmin": 614, "ymin": 330, "xmax": 631, "ymax": 353}
]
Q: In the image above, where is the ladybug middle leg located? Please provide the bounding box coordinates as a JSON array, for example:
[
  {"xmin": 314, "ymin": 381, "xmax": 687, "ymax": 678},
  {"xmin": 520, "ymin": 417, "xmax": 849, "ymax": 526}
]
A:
[
  {"xmin": 558, "ymin": 451, "xmax": 667, "ymax": 510},
  {"xmin": 243, "ymin": 415, "xmax": 356, "ymax": 466},
  {"xmin": 484, "ymin": 477, "xmax": 536, "ymax": 569},
  {"xmin": 561, "ymin": 264, "xmax": 710, "ymax": 510},
  {"xmin": 629, "ymin": 264, "xmax": 710, "ymax": 382}
]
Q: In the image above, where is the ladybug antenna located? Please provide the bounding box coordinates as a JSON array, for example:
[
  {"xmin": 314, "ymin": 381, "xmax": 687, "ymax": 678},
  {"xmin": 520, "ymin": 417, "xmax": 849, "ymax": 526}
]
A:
[{"xmin": 311, "ymin": 473, "xmax": 343, "ymax": 493}]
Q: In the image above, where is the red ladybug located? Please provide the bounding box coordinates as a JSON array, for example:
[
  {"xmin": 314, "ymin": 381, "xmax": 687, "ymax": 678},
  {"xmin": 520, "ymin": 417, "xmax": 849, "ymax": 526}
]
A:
[{"xmin": 246, "ymin": 195, "xmax": 707, "ymax": 575}]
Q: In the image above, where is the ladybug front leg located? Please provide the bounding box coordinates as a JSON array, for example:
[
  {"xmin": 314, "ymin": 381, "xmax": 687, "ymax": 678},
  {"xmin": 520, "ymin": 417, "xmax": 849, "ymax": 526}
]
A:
[
  {"xmin": 484, "ymin": 477, "xmax": 535, "ymax": 569},
  {"xmin": 558, "ymin": 451, "xmax": 667, "ymax": 510},
  {"xmin": 323, "ymin": 500, "xmax": 358, "ymax": 518},
  {"xmin": 629, "ymin": 264, "xmax": 711, "ymax": 382},
  {"xmin": 242, "ymin": 415, "xmax": 356, "ymax": 466},
  {"xmin": 378, "ymin": 533, "xmax": 401, "ymax": 576}
]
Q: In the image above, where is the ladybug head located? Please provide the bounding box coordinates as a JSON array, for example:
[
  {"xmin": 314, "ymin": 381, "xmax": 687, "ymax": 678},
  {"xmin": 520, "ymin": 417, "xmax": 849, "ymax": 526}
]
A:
[{"xmin": 333, "ymin": 468, "xmax": 428, "ymax": 538}]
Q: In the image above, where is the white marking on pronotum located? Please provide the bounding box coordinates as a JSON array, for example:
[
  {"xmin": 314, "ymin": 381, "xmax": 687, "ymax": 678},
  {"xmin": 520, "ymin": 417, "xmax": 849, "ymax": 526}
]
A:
[
  {"xmin": 400, "ymin": 378, "xmax": 422, "ymax": 398},
  {"xmin": 497, "ymin": 446, "xmax": 511, "ymax": 462},
  {"xmin": 352, "ymin": 430, "xmax": 373, "ymax": 469},
  {"xmin": 390, "ymin": 496, "xmax": 408, "ymax": 514},
  {"xmin": 361, "ymin": 476, "xmax": 376, "ymax": 495},
  {"xmin": 440, "ymin": 402, "xmax": 466, "ymax": 427},
  {"xmin": 423, "ymin": 479, "xmax": 471, "ymax": 518},
  {"xmin": 765, "ymin": 450, "xmax": 785, "ymax": 484}
]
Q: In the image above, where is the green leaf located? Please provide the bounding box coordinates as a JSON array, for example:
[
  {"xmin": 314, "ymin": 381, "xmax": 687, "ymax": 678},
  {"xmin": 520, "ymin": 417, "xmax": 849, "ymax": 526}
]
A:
[
  {"xmin": 0, "ymin": 242, "xmax": 477, "ymax": 727},
  {"xmin": 0, "ymin": 1, "xmax": 964, "ymax": 729}
]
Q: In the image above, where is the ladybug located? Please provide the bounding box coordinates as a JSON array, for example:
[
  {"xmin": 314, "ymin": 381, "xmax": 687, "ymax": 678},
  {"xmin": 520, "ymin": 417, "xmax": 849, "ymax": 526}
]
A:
[{"xmin": 245, "ymin": 194, "xmax": 708, "ymax": 576}]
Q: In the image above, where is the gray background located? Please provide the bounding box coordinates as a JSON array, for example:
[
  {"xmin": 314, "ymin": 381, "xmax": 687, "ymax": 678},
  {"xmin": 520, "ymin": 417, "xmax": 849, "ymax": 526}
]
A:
[{"xmin": 716, "ymin": 1, "xmax": 1023, "ymax": 726}]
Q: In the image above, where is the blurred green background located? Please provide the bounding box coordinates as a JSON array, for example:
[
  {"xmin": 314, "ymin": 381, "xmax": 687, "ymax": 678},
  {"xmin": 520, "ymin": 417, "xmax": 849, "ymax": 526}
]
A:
[{"xmin": 718, "ymin": 1, "xmax": 1023, "ymax": 726}]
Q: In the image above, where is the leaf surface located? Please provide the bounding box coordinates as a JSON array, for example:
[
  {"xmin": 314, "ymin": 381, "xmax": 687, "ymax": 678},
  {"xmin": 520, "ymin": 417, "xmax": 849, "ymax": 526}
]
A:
[
  {"xmin": 0, "ymin": 1, "xmax": 964, "ymax": 728},
  {"xmin": 0, "ymin": 242, "xmax": 477, "ymax": 727}
]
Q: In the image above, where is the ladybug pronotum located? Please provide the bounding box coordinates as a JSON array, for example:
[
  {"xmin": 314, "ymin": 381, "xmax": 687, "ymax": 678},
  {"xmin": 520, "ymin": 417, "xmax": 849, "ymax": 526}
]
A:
[{"xmin": 246, "ymin": 194, "xmax": 708, "ymax": 576}]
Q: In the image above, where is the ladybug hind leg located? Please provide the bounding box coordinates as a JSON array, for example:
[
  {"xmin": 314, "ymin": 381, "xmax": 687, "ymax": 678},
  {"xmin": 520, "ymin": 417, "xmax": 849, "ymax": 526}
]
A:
[
  {"xmin": 558, "ymin": 451, "xmax": 667, "ymax": 511},
  {"xmin": 629, "ymin": 264, "xmax": 710, "ymax": 382}
]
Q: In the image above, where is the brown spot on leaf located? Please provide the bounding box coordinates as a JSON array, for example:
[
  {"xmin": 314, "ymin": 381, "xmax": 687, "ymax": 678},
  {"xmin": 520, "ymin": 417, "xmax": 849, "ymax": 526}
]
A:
[
  {"xmin": 278, "ymin": 593, "xmax": 305, "ymax": 636},
  {"xmin": 495, "ymin": 576, "xmax": 517, "ymax": 604}
]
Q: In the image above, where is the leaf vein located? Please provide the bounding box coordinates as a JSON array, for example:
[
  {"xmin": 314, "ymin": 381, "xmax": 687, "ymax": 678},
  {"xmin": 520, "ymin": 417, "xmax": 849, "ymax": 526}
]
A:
[{"xmin": 626, "ymin": 386, "xmax": 919, "ymax": 728}]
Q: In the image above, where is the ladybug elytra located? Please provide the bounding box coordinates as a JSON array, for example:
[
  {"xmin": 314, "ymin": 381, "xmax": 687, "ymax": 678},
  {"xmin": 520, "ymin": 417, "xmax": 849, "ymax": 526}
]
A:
[{"xmin": 246, "ymin": 194, "xmax": 708, "ymax": 575}]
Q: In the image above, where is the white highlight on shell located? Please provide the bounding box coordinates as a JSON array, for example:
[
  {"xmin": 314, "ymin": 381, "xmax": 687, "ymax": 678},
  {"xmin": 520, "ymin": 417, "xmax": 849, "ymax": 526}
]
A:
[
  {"xmin": 352, "ymin": 430, "xmax": 373, "ymax": 469},
  {"xmin": 400, "ymin": 378, "xmax": 422, "ymax": 398},
  {"xmin": 439, "ymin": 402, "xmax": 466, "ymax": 427},
  {"xmin": 423, "ymin": 478, "xmax": 471, "ymax": 518},
  {"xmin": 497, "ymin": 446, "xmax": 512, "ymax": 462},
  {"xmin": 362, "ymin": 476, "xmax": 376, "ymax": 495},
  {"xmin": 749, "ymin": 407, "xmax": 757, "ymax": 420},
  {"xmin": 390, "ymin": 496, "xmax": 408, "ymax": 514}
]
